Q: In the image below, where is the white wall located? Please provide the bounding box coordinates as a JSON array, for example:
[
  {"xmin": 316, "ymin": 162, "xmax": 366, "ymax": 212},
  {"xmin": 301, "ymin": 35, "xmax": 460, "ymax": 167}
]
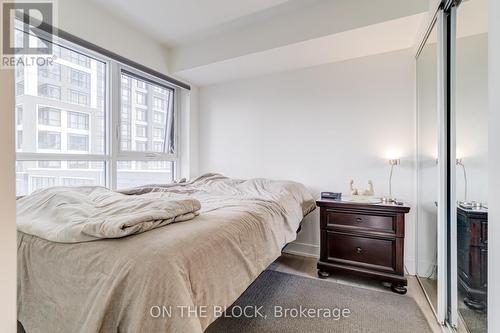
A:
[
  {"xmin": 0, "ymin": 64, "xmax": 17, "ymax": 331},
  {"xmin": 58, "ymin": 0, "xmax": 170, "ymax": 74},
  {"xmin": 488, "ymin": 0, "xmax": 500, "ymax": 331},
  {"xmin": 198, "ymin": 49, "xmax": 418, "ymax": 273}
]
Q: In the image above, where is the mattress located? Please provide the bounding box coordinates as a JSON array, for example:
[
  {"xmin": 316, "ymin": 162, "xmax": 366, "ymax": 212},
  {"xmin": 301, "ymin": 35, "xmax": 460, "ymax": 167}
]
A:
[{"xmin": 17, "ymin": 174, "xmax": 315, "ymax": 333}]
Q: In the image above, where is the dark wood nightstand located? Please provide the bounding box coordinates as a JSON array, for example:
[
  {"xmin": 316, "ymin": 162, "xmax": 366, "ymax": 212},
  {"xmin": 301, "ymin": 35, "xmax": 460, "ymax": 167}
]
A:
[
  {"xmin": 457, "ymin": 206, "xmax": 488, "ymax": 310},
  {"xmin": 316, "ymin": 199, "xmax": 410, "ymax": 294}
]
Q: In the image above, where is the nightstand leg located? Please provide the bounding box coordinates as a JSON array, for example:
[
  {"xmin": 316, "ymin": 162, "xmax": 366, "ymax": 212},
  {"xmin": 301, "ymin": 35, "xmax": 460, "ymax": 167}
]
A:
[
  {"xmin": 391, "ymin": 284, "xmax": 407, "ymax": 295},
  {"xmin": 318, "ymin": 270, "xmax": 330, "ymax": 279},
  {"xmin": 464, "ymin": 296, "xmax": 485, "ymax": 311}
]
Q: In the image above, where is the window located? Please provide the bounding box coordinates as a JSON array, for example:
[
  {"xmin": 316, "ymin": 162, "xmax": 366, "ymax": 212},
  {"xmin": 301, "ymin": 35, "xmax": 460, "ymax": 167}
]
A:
[
  {"xmin": 117, "ymin": 161, "xmax": 174, "ymax": 189},
  {"xmin": 69, "ymin": 90, "xmax": 89, "ymax": 106},
  {"xmin": 153, "ymin": 142, "xmax": 163, "ymax": 152},
  {"xmin": 153, "ymin": 97, "xmax": 165, "ymax": 110},
  {"xmin": 38, "ymin": 107, "xmax": 61, "ymax": 127},
  {"xmin": 30, "ymin": 176, "xmax": 57, "ymax": 192},
  {"xmin": 136, "ymin": 108, "xmax": 147, "ymax": 121},
  {"xmin": 16, "ymin": 63, "xmax": 24, "ymax": 78},
  {"xmin": 67, "ymin": 161, "xmax": 89, "ymax": 169},
  {"xmin": 15, "ymin": 23, "xmax": 178, "ymax": 195},
  {"xmin": 38, "ymin": 131, "xmax": 61, "ymax": 150},
  {"xmin": 16, "ymin": 81, "xmax": 24, "ymax": 96},
  {"xmin": 70, "ymin": 69, "xmax": 89, "ymax": 88},
  {"xmin": 153, "ymin": 111, "xmax": 164, "ymax": 124},
  {"xmin": 16, "ymin": 131, "xmax": 22, "ymax": 150},
  {"xmin": 38, "ymin": 63, "xmax": 61, "ymax": 81},
  {"xmin": 153, "ymin": 127, "xmax": 164, "ymax": 139},
  {"xmin": 62, "ymin": 177, "xmax": 94, "ymax": 186},
  {"xmin": 70, "ymin": 51, "xmax": 90, "ymax": 67},
  {"xmin": 136, "ymin": 125, "xmax": 147, "ymax": 138},
  {"xmin": 16, "ymin": 106, "xmax": 23, "ymax": 125},
  {"xmin": 38, "ymin": 84, "xmax": 61, "ymax": 99},
  {"xmin": 121, "ymin": 125, "xmax": 129, "ymax": 138},
  {"xmin": 153, "ymin": 86, "xmax": 167, "ymax": 94},
  {"xmin": 38, "ymin": 161, "xmax": 61, "ymax": 168},
  {"xmin": 135, "ymin": 141, "xmax": 147, "ymax": 151},
  {"xmin": 16, "ymin": 161, "xmax": 104, "ymax": 195},
  {"xmin": 68, "ymin": 134, "xmax": 89, "ymax": 151},
  {"xmin": 136, "ymin": 92, "xmax": 147, "ymax": 105},
  {"xmin": 122, "ymin": 88, "xmax": 130, "ymax": 103},
  {"xmin": 136, "ymin": 80, "xmax": 146, "ymax": 89},
  {"xmin": 120, "ymin": 72, "xmax": 175, "ymax": 154},
  {"xmin": 68, "ymin": 112, "xmax": 89, "ymax": 130}
]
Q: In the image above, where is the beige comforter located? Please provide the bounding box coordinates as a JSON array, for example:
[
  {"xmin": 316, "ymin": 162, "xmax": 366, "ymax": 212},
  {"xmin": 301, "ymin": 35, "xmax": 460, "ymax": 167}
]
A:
[
  {"xmin": 17, "ymin": 174, "xmax": 315, "ymax": 333},
  {"xmin": 17, "ymin": 186, "xmax": 201, "ymax": 243}
]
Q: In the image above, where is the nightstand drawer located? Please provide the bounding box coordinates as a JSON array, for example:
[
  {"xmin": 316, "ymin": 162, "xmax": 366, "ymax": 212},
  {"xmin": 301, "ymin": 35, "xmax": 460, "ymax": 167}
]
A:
[
  {"xmin": 325, "ymin": 210, "xmax": 395, "ymax": 233},
  {"xmin": 325, "ymin": 231, "xmax": 396, "ymax": 272}
]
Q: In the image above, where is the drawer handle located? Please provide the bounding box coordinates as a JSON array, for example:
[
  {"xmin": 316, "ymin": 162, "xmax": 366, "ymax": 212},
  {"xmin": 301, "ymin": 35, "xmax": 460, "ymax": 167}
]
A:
[
  {"xmin": 355, "ymin": 247, "xmax": 363, "ymax": 254},
  {"xmin": 356, "ymin": 217, "xmax": 363, "ymax": 223}
]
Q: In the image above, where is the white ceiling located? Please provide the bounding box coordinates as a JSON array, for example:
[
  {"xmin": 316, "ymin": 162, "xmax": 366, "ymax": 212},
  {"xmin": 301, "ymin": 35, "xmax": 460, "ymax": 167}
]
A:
[
  {"xmin": 90, "ymin": 0, "xmax": 290, "ymax": 47},
  {"xmin": 175, "ymin": 13, "xmax": 426, "ymax": 86},
  {"xmin": 89, "ymin": 0, "xmax": 432, "ymax": 86}
]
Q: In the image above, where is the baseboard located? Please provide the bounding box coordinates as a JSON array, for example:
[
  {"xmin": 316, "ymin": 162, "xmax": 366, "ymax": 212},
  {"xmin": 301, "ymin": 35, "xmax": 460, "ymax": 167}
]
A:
[
  {"xmin": 283, "ymin": 241, "xmax": 320, "ymax": 258},
  {"xmin": 405, "ymin": 259, "xmax": 416, "ymax": 276}
]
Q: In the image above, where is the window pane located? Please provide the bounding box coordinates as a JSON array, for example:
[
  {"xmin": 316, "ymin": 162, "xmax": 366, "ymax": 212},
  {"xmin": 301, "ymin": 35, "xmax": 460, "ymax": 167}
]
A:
[
  {"xmin": 38, "ymin": 161, "xmax": 61, "ymax": 168},
  {"xmin": 120, "ymin": 72, "xmax": 175, "ymax": 154},
  {"xmin": 14, "ymin": 30, "xmax": 106, "ymax": 155},
  {"xmin": 68, "ymin": 134, "xmax": 89, "ymax": 151},
  {"xmin": 16, "ymin": 161, "xmax": 105, "ymax": 196},
  {"xmin": 38, "ymin": 107, "xmax": 61, "ymax": 126},
  {"xmin": 68, "ymin": 111, "xmax": 89, "ymax": 130},
  {"xmin": 116, "ymin": 161, "xmax": 174, "ymax": 189},
  {"xmin": 38, "ymin": 131, "xmax": 61, "ymax": 150}
]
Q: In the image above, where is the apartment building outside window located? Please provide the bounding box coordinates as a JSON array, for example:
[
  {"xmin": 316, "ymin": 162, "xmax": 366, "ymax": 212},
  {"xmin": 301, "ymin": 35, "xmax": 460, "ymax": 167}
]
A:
[{"xmin": 14, "ymin": 20, "xmax": 178, "ymax": 195}]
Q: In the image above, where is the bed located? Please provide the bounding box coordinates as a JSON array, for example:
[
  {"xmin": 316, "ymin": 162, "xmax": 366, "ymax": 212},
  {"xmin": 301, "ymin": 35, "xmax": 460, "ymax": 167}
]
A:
[{"xmin": 17, "ymin": 173, "xmax": 315, "ymax": 333}]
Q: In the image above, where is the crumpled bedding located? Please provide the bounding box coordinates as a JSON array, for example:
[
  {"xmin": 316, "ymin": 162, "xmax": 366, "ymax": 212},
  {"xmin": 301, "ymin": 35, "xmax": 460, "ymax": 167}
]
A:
[
  {"xmin": 16, "ymin": 186, "xmax": 201, "ymax": 243},
  {"xmin": 17, "ymin": 173, "xmax": 316, "ymax": 333}
]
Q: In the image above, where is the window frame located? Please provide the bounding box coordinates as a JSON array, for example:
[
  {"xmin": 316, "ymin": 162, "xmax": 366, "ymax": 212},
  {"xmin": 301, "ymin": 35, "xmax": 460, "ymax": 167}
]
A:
[{"xmin": 15, "ymin": 25, "xmax": 180, "ymax": 191}]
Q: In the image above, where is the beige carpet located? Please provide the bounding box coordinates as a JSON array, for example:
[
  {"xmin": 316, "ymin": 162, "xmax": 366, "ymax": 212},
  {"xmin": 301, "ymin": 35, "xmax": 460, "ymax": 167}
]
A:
[{"xmin": 206, "ymin": 270, "xmax": 432, "ymax": 333}]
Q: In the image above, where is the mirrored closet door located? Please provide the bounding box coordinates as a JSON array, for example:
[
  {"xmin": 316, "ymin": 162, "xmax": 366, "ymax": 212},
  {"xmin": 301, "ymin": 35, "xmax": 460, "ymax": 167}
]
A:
[
  {"xmin": 416, "ymin": 18, "xmax": 440, "ymax": 317},
  {"xmin": 452, "ymin": 0, "xmax": 488, "ymax": 331},
  {"xmin": 416, "ymin": 0, "xmax": 489, "ymax": 331}
]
